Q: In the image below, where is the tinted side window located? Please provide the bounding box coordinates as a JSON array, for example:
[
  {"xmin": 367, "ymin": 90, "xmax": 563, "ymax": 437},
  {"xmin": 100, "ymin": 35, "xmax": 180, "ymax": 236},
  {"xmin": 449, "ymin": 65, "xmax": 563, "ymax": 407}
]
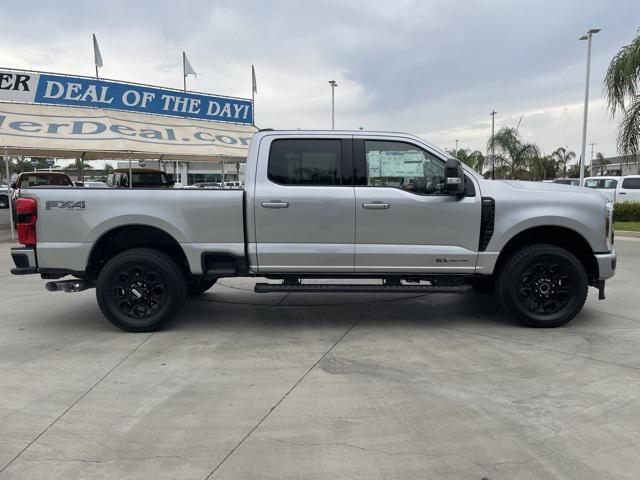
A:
[
  {"xmin": 622, "ymin": 178, "xmax": 640, "ymax": 189},
  {"xmin": 364, "ymin": 140, "xmax": 446, "ymax": 195},
  {"xmin": 268, "ymin": 139, "xmax": 341, "ymax": 186}
]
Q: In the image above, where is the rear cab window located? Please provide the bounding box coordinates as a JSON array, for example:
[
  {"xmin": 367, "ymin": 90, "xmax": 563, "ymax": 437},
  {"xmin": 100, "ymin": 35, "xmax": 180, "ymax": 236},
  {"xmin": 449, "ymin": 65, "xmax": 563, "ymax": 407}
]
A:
[
  {"xmin": 268, "ymin": 139, "xmax": 349, "ymax": 186},
  {"xmin": 585, "ymin": 179, "xmax": 618, "ymax": 189}
]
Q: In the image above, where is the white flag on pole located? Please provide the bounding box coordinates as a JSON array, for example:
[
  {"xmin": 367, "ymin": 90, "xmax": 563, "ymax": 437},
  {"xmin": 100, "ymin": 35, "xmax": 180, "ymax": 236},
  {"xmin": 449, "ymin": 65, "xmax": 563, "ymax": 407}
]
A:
[
  {"xmin": 183, "ymin": 52, "xmax": 197, "ymax": 77},
  {"xmin": 252, "ymin": 65, "xmax": 257, "ymax": 94},
  {"xmin": 93, "ymin": 34, "xmax": 103, "ymax": 68}
]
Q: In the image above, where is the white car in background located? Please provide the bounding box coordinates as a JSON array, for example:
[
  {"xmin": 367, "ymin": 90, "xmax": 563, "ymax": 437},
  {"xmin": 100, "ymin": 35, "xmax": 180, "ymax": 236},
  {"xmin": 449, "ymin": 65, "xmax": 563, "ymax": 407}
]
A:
[
  {"xmin": 83, "ymin": 181, "xmax": 108, "ymax": 188},
  {"xmin": 616, "ymin": 175, "xmax": 640, "ymax": 202},
  {"xmin": 584, "ymin": 176, "xmax": 621, "ymax": 202}
]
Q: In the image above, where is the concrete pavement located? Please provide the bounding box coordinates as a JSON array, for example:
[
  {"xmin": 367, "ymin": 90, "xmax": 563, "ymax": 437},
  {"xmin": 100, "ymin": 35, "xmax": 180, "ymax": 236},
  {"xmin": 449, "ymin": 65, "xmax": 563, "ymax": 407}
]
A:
[
  {"xmin": 1, "ymin": 239, "xmax": 640, "ymax": 479},
  {"xmin": 0, "ymin": 210, "xmax": 12, "ymax": 243}
]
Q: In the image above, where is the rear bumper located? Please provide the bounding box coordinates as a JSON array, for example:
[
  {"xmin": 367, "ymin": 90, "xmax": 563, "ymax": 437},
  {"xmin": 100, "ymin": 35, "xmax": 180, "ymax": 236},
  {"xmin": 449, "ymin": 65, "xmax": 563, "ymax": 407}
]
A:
[
  {"xmin": 10, "ymin": 246, "xmax": 38, "ymax": 275},
  {"xmin": 595, "ymin": 249, "xmax": 616, "ymax": 280}
]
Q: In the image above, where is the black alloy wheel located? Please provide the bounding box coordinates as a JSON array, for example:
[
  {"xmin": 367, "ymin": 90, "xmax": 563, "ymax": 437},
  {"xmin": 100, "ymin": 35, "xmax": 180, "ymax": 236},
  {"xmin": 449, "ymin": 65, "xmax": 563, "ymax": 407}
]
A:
[
  {"xmin": 111, "ymin": 265, "xmax": 167, "ymax": 320},
  {"xmin": 96, "ymin": 248, "xmax": 187, "ymax": 332},
  {"xmin": 517, "ymin": 260, "xmax": 573, "ymax": 316},
  {"xmin": 498, "ymin": 244, "xmax": 588, "ymax": 328}
]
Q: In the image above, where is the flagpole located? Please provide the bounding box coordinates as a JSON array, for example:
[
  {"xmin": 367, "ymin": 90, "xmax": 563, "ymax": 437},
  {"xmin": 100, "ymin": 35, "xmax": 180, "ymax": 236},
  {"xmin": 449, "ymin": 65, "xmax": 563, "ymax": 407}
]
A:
[
  {"xmin": 251, "ymin": 65, "xmax": 256, "ymax": 126},
  {"xmin": 183, "ymin": 51, "xmax": 186, "ymax": 92},
  {"xmin": 93, "ymin": 34, "xmax": 100, "ymax": 78}
]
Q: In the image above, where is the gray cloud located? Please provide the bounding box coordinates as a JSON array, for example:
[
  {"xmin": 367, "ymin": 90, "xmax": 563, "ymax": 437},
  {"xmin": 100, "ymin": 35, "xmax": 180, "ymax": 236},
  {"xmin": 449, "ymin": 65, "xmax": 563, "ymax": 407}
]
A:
[{"xmin": 1, "ymin": 0, "xmax": 639, "ymax": 158}]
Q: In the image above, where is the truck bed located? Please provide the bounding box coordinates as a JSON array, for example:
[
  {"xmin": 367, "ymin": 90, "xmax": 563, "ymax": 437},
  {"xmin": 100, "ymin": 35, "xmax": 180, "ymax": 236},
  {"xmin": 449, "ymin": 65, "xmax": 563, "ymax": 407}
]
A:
[{"xmin": 22, "ymin": 187, "xmax": 246, "ymax": 275}]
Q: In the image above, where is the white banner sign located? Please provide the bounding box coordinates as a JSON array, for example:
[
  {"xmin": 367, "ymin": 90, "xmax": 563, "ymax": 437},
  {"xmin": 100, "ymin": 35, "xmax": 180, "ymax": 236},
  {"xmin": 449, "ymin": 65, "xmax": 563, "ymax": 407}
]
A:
[{"xmin": 0, "ymin": 103, "xmax": 256, "ymax": 160}]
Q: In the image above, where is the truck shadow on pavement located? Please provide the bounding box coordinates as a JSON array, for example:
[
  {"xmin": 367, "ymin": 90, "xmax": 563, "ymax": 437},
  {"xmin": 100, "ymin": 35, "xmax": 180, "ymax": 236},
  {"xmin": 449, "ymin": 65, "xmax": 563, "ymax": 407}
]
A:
[{"xmin": 176, "ymin": 290, "xmax": 516, "ymax": 332}]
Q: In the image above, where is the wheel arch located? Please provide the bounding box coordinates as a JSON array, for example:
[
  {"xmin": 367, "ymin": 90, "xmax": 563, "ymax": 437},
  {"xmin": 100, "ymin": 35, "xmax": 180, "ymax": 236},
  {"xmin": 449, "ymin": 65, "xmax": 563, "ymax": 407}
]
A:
[
  {"xmin": 493, "ymin": 225, "xmax": 598, "ymax": 285},
  {"xmin": 87, "ymin": 224, "xmax": 190, "ymax": 277}
]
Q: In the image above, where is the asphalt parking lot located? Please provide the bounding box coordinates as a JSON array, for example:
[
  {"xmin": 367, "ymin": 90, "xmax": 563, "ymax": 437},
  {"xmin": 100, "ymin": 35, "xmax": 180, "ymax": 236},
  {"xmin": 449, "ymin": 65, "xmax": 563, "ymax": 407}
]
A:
[{"xmin": 1, "ymin": 233, "xmax": 640, "ymax": 479}]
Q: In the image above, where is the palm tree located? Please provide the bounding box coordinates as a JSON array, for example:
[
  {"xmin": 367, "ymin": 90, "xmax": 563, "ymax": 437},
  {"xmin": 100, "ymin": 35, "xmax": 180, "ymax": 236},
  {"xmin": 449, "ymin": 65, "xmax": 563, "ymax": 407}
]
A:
[
  {"xmin": 591, "ymin": 152, "xmax": 609, "ymax": 175},
  {"xmin": 551, "ymin": 147, "xmax": 576, "ymax": 177},
  {"xmin": 450, "ymin": 148, "xmax": 486, "ymax": 173},
  {"xmin": 487, "ymin": 127, "xmax": 540, "ymax": 180},
  {"xmin": 63, "ymin": 158, "xmax": 93, "ymax": 171},
  {"xmin": 604, "ymin": 29, "xmax": 640, "ymax": 165},
  {"xmin": 539, "ymin": 155, "xmax": 560, "ymax": 180}
]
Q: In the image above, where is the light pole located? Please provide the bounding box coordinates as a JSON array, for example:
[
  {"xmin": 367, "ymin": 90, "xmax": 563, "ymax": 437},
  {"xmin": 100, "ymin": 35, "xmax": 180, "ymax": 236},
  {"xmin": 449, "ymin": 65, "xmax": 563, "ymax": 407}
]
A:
[
  {"xmin": 328, "ymin": 80, "xmax": 338, "ymax": 130},
  {"xmin": 490, "ymin": 110, "xmax": 497, "ymax": 179},
  {"xmin": 455, "ymin": 139, "xmax": 459, "ymax": 155},
  {"xmin": 578, "ymin": 28, "xmax": 601, "ymax": 186}
]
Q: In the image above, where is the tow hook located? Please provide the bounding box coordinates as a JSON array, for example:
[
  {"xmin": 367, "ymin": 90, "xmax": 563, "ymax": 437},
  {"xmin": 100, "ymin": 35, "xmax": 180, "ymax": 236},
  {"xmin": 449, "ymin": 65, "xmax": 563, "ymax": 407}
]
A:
[{"xmin": 45, "ymin": 279, "xmax": 94, "ymax": 293}]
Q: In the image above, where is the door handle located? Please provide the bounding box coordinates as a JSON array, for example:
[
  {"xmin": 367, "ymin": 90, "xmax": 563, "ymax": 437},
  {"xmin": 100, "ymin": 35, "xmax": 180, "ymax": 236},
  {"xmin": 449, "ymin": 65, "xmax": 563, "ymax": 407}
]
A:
[
  {"xmin": 261, "ymin": 201, "xmax": 289, "ymax": 208},
  {"xmin": 362, "ymin": 202, "xmax": 390, "ymax": 210},
  {"xmin": 619, "ymin": 192, "xmax": 626, "ymax": 194}
]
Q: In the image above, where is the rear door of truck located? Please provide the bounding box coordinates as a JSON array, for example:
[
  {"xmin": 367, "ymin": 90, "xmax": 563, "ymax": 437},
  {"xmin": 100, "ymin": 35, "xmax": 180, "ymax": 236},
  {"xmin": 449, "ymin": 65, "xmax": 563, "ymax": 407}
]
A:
[{"xmin": 252, "ymin": 134, "xmax": 355, "ymax": 273}]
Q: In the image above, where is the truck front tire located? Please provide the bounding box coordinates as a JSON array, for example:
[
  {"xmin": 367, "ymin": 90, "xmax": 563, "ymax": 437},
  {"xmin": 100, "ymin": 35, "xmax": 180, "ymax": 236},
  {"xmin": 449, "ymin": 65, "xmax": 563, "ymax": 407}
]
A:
[
  {"xmin": 497, "ymin": 244, "xmax": 588, "ymax": 328},
  {"xmin": 96, "ymin": 248, "xmax": 187, "ymax": 332}
]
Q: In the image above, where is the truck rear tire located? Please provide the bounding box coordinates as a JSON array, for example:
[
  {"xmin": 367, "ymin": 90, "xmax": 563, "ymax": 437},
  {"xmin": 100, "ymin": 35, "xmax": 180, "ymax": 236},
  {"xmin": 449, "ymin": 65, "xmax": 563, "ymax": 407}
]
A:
[
  {"xmin": 497, "ymin": 244, "xmax": 588, "ymax": 328},
  {"xmin": 0, "ymin": 195, "xmax": 8, "ymax": 209},
  {"xmin": 96, "ymin": 248, "xmax": 187, "ymax": 332},
  {"xmin": 187, "ymin": 278, "xmax": 217, "ymax": 296}
]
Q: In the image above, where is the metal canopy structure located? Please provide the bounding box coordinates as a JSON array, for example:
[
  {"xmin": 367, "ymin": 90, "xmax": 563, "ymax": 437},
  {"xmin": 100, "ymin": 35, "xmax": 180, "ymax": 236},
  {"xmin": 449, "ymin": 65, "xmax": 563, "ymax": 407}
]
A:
[{"xmin": 0, "ymin": 103, "xmax": 256, "ymax": 163}]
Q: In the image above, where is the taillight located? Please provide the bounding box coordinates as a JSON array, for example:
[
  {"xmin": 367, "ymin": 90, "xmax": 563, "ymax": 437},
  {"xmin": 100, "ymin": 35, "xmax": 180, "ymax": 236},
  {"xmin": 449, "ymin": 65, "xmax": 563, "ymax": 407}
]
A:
[{"xmin": 16, "ymin": 198, "xmax": 37, "ymax": 246}]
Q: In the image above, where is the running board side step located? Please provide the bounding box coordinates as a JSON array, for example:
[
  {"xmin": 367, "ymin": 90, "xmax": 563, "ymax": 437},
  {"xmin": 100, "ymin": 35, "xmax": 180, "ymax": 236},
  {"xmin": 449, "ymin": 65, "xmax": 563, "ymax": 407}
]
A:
[{"xmin": 254, "ymin": 283, "xmax": 472, "ymax": 294}]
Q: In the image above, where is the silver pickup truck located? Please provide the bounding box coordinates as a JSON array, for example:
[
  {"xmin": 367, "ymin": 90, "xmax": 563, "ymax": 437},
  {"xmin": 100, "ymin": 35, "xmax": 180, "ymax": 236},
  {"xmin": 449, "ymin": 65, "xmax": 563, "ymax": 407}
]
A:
[{"xmin": 10, "ymin": 130, "xmax": 616, "ymax": 331}]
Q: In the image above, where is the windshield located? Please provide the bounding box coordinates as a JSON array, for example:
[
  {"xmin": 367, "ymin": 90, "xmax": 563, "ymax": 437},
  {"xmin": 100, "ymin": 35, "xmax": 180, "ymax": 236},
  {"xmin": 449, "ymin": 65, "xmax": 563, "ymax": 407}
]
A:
[{"xmin": 18, "ymin": 173, "xmax": 73, "ymax": 187}]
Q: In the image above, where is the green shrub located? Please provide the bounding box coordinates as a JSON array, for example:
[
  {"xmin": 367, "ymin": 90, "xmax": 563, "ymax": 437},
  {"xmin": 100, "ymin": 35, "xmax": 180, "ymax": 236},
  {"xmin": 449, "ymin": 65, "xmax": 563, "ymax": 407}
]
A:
[{"xmin": 614, "ymin": 202, "xmax": 640, "ymax": 222}]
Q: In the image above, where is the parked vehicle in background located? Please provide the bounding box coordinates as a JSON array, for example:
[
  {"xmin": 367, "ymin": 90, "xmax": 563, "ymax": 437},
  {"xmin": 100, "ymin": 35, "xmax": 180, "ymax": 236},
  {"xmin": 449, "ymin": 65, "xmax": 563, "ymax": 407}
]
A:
[
  {"xmin": 0, "ymin": 184, "xmax": 8, "ymax": 209},
  {"xmin": 83, "ymin": 181, "xmax": 108, "ymax": 189},
  {"xmin": 106, "ymin": 168, "xmax": 174, "ymax": 188},
  {"xmin": 616, "ymin": 175, "xmax": 640, "ymax": 202},
  {"xmin": 553, "ymin": 178, "xmax": 580, "ymax": 186},
  {"xmin": 11, "ymin": 171, "xmax": 74, "ymax": 189},
  {"xmin": 9, "ymin": 171, "xmax": 75, "ymax": 221},
  {"xmin": 584, "ymin": 176, "xmax": 620, "ymax": 202},
  {"xmin": 223, "ymin": 181, "xmax": 242, "ymax": 188},
  {"xmin": 10, "ymin": 130, "xmax": 616, "ymax": 332}
]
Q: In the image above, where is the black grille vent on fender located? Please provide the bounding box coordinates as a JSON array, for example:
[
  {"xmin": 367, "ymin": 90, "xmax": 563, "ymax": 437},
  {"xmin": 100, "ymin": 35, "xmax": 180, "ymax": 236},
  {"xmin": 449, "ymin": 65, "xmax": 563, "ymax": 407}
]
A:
[{"xmin": 479, "ymin": 197, "xmax": 495, "ymax": 251}]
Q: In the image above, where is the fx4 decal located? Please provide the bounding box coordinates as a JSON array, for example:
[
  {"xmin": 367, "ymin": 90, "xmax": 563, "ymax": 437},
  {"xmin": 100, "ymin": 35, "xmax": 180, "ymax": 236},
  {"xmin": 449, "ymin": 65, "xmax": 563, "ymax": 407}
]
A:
[{"xmin": 45, "ymin": 200, "xmax": 86, "ymax": 210}]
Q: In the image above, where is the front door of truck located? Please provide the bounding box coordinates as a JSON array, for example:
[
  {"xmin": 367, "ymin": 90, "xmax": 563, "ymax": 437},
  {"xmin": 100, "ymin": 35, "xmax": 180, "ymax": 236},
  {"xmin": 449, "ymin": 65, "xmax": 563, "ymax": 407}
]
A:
[
  {"xmin": 253, "ymin": 136, "xmax": 355, "ymax": 273},
  {"xmin": 353, "ymin": 138, "xmax": 482, "ymax": 273}
]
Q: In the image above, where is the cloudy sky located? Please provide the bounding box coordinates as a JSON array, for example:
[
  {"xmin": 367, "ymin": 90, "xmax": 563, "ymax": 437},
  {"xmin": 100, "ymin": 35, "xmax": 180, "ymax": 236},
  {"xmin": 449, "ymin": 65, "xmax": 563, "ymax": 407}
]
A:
[{"xmin": 1, "ymin": 0, "xmax": 639, "ymax": 160}]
